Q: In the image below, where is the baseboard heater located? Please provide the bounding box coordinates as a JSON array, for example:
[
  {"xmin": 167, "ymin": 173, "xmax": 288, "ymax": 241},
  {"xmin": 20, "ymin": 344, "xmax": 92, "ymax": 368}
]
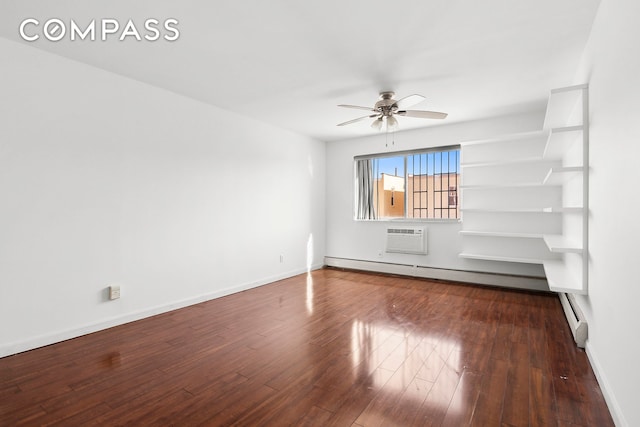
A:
[
  {"xmin": 324, "ymin": 257, "xmax": 549, "ymax": 292},
  {"xmin": 558, "ymin": 292, "xmax": 588, "ymax": 348}
]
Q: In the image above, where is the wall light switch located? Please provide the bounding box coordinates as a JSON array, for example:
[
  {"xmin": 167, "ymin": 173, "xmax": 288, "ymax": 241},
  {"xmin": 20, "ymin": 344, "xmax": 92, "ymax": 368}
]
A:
[{"xmin": 109, "ymin": 285, "xmax": 121, "ymax": 300}]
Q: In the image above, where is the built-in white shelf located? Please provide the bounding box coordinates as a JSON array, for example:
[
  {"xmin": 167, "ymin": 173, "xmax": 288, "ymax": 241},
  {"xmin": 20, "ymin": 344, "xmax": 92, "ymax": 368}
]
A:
[
  {"xmin": 459, "ymin": 253, "xmax": 545, "ymax": 265},
  {"xmin": 462, "ymin": 207, "xmax": 581, "ymax": 214},
  {"xmin": 460, "ymin": 130, "xmax": 547, "ymax": 146},
  {"xmin": 463, "ymin": 208, "xmax": 553, "ymax": 213},
  {"xmin": 543, "ymin": 166, "xmax": 584, "ymax": 185},
  {"xmin": 542, "ymin": 206, "xmax": 583, "ymax": 214},
  {"xmin": 460, "ymin": 183, "xmax": 545, "ymax": 190},
  {"xmin": 459, "ymin": 128, "xmax": 564, "ymax": 276},
  {"xmin": 543, "ymin": 234, "xmax": 582, "ymax": 253},
  {"xmin": 543, "ymin": 84, "xmax": 587, "ymax": 129},
  {"xmin": 461, "ymin": 157, "xmax": 543, "ymax": 168},
  {"xmin": 543, "ymin": 260, "xmax": 586, "ymax": 294},
  {"xmin": 460, "ymin": 230, "xmax": 544, "ymax": 239},
  {"xmin": 543, "ymin": 125, "xmax": 584, "ymax": 160}
]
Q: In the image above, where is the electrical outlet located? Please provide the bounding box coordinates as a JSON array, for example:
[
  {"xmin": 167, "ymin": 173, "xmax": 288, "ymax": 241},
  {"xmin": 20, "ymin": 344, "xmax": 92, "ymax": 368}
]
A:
[
  {"xmin": 279, "ymin": 254, "xmax": 284, "ymax": 263},
  {"xmin": 109, "ymin": 285, "xmax": 121, "ymax": 300}
]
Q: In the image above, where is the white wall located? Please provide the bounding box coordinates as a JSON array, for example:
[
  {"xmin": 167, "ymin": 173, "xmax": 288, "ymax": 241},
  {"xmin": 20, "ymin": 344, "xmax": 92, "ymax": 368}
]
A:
[
  {"xmin": 572, "ymin": 0, "xmax": 640, "ymax": 425},
  {"xmin": 0, "ymin": 38, "xmax": 326, "ymax": 357},
  {"xmin": 325, "ymin": 111, "xmax": 547, "ymax": 278}
]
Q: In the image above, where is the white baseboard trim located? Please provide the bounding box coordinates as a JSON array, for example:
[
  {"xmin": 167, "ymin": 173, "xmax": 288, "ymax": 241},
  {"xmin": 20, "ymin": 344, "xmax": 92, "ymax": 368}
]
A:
[
  {"xmin": 324, "ymin": 257, "xmax": 549, "ymax": 292},
  {"xmin": 585, "ymin": 342, "xmax": 627, "ymax": 427},
  {"xmin": 0, "ymin": 264, "xmax": 323, "ymax": 358}
]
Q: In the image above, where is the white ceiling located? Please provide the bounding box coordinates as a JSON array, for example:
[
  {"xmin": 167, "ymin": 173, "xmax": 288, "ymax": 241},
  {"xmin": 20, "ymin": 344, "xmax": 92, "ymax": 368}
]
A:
[{"xmin": 0, "ymin": 0, "xmax": 601, "ymax": 142}]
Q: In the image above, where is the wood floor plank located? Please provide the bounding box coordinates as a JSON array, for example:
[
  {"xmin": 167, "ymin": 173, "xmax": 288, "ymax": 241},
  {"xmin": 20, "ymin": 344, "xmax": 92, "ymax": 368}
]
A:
[
  {"xmin": 297, "ymin": 404, "xmax": 335, "ymax": 426},
  {"xmin": 501, "ymin": 341, "xmax": 531, "ymax": 426},
  {"xmin": 0, "ymin": 268, "xmax": 614, "ymax": 426},
  {"xmin": 45, "ymin": 402, "xmax": 113, "ymax": 427},
  {"xmin": 410, "ymin": 361, "xmax": 460, "ymax": 426},
  {"xmin": 529, "ymin": 367, "xmax": 558, "ymax": 427},
  {"xmin": 440, "ymin": 369, "xmax": 483, "ymax": 426},
  {"xmin": 382, "ymin": 377, "xmax": 434, "ymax": 426},
  {"xmin": 354, "ymin": 359, "xmax": 418, "ymax": 427},
  {"xmin": 470, "ymin": 357, "xmax": 509, "ymax": 426},
  {"xmin": 325, "ymin": 375, "xmax": 388, "ymax": 427}
]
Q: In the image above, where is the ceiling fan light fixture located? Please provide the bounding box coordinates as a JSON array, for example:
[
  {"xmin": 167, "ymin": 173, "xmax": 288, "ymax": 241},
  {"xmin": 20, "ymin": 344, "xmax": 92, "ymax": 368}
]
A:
[
  {"xmin": 386, "ymin": 115, "xmax": 399, "ymax": 131},
  {"xmin": 371, "ymin": 117, "xmax": 383, "ymax": 130}
]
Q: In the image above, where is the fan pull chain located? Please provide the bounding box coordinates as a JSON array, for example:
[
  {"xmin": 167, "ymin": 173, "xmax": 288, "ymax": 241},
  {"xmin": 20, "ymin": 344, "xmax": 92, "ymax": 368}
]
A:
[{"xmin": 385, "ymin": 129, "xmax": 395, "ymax": 148}]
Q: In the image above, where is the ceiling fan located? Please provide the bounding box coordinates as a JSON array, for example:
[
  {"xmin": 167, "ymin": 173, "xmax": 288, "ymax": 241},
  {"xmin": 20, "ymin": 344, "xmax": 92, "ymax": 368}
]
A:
[{"xmin": 337, "ymin": 91, "xmax": 447, "ymax": 131}]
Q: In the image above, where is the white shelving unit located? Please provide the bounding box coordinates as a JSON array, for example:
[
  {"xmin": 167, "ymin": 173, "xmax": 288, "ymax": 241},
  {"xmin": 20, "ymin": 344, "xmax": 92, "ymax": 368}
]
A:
[
  {"xmin": 543, "ymin": 125, "xmax": 583, "ymax": 159},
  {"xmin": 458, "ymin": 132, "xmax": 562, "ymax": 266},
  {"xmin": 460, "ymin": 231, "xmax": 543, "ymax": 239},
  {"xmin": 541, "ymin": 84, "xmax": 589, "ymax": 295},
  {"xmin": 543, "ymin": 166, "xmax": 583, "ymax": 185},
  {"xmin": 460, "ymin": 157, "xmax": 544, "ymax": 168},
  {"xmin": 543, "ymin": 234, "xmax": 583, "ymax": 253},
  {"xmin": 460, "ymin": 183, "xmax": 546, "ymax": 189},
  {"xmin": 542, "ymin": 259, "xmax": 581, "ymax": 294},
  {"xmin": 542, "ymin": 207, "xmax": 583, "ymax": 214},
  {"xmin": 458, "ymin": 84, "xmax": 589, "ymax": 295}
]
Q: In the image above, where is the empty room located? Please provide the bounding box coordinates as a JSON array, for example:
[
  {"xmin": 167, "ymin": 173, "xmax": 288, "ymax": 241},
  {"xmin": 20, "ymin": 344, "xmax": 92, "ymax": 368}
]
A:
[{"xmin": 1, "ymin": 0, "xmax": 638, "ymax": 425}]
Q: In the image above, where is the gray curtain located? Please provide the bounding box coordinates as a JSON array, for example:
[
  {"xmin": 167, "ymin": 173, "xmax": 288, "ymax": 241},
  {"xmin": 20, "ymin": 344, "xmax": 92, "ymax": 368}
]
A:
[{"xmin": 355, "ymin": 159, "xmax": 377, "ymax": 220}]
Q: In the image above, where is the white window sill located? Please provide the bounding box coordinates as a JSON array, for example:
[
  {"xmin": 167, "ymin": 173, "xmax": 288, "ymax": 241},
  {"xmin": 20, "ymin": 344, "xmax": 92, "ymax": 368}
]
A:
[{"xmin": 354, "ymin": 218, "xmax": 461, "ymax": 223}]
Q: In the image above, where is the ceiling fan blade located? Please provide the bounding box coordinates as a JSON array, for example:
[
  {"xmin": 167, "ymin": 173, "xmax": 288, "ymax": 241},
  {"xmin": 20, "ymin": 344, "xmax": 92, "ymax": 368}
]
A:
[
  {"xmin": 397, "ymin": 110, "xmax": 448, "ymax": 119},
  {"xmin": 394, "ymin": 94, "xmax": 425, "ymax": 110},
  {"xmin": 337, "ymin": 114, "xmax": 379, "ymax": 126},
  {"xmin": 338, "ymin": 104, "xmax": 376, "ymax": 112}
]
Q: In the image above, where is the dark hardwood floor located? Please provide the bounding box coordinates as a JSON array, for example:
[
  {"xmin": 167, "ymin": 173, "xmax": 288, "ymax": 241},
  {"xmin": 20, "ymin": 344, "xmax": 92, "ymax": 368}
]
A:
[{"xmin": 1, "ymin": 268, "xmax": 613, "ymax": 426}]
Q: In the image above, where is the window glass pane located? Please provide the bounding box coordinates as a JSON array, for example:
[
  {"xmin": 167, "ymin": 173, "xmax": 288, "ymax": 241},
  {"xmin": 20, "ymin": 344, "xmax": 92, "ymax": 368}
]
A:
[
  {"xmin": 406, "ymin": 149, "xmax": 460, "ymax": 219},
  {"xmin": 355, "ymin": 147, "xmax": 460, "ymax": 220},
  {"xmin": 373, "ymin": 156, "xmax": 405, "ymax": 218}
]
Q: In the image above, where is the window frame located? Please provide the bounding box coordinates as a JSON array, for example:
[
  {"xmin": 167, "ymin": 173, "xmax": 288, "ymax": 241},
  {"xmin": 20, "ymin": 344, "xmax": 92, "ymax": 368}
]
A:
[{"xmin": 354, "ymin": 145, "xmax": 461, "ymax": 222}]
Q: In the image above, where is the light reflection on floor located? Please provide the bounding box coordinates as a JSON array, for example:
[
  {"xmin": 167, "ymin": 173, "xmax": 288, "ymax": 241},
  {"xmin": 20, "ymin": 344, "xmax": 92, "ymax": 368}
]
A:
[
  {"xmin": 305, "ymin": 233, "xmax": 314, "ymax": 315},
  {"xmin": 305, "ymin": 272, "xmax": 314, "ymax": 316},
  {"xmin": 350, "ymin": 318, "xmax": 463, "ymax": 414}
]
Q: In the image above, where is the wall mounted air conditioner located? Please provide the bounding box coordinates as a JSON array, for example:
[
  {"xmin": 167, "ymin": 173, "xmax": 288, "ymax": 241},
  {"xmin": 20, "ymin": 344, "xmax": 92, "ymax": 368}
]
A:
[{"xmin": 385, "ymin": 226, "xmax": 427, "ymax": 255}]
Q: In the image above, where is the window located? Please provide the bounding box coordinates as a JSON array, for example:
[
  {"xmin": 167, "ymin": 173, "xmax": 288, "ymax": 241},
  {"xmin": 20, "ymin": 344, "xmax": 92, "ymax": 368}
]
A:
[{"xmin": 355, "ymin": 146, "xmax": 460, "ymax": 220}]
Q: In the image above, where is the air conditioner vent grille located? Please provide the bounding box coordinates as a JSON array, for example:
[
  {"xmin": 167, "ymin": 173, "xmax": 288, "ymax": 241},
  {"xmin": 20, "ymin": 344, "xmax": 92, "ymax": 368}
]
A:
[
  {"xmin": 388, "ymin": 228, "xmax": 422, "ymax": 235},
  {"xmin": 385, "ymin": 226, "xmax": 427, "ymax": 255}
]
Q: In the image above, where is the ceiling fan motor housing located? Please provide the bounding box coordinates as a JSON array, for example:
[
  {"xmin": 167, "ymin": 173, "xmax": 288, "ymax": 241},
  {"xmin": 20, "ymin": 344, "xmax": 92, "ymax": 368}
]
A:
[{"xmin": 375, "ymin": 91, "xmax": 398, "ymax": 116}]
